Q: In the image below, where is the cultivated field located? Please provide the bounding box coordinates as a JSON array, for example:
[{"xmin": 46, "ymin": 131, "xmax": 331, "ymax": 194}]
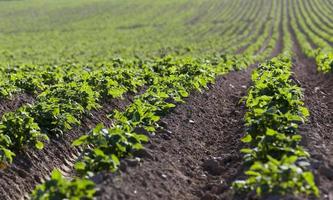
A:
[{"xmin": 0, "ymin": 0, "xmax": 332, "ymax": 199}]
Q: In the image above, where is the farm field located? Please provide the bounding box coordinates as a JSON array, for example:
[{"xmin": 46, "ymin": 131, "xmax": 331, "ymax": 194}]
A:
[{"xmin": 0, "ymin": 0, "xmax": 332, "ymax": 199}]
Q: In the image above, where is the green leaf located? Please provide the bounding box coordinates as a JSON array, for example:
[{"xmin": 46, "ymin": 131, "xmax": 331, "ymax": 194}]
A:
[
  {"xmin": 240, "ymin": 148, "xmax": 253, "ymax": 154},
  {"xmin": 108, "ymin": 88, "xmax": 125, "ymax": 98},
  {"xmin": 302, "ymin": 172, "xmax": 315, "ymax": 185},
  {"xmin": 134, "ymin": 134, "xmax": 149, "ymax": 142},
  {"xmin": 291, "ymin": 134, "xmax": 302, "ymax": 141},
  {"xmin": 241, "ymin": 134, "xmax": 252, "ymax": 143},
  {"xmin": 72, "ymin": 135, "xmax": 89, "ymax": 146},
  {"xmin": 111, "ymin": 154, "xmax": 120, "ymax": 166},
  {"xmin": 1, "ymin": 147, "xmax": 15, "ymax": 163},
  {"xmin": 35, "ymin": 141, "xmax": 44, "ymax": 150},
  {"xmin": 266, "ymin": 128, "xmax": 276, "ymax": 136},
  {"xmin": 51, "ymin": 169, "xmax": 62, "ymax": 180},
  {"xmin": 245, "ymin": 170, "xmax": 261, "ymax": 176},
  {"xmin": 74, "ymin": 162, "xmax": 86, "ymax": 171},
  {"xmin": 93, "ymin": 148, "xmax": 105, "ymax": 157}
]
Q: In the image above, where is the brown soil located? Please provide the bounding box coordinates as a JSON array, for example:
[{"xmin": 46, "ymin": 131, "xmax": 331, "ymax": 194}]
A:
[
  {"xmin": 2, "ymin": 4, "xmax": 332, "ymax": 199},
  {"xmin": 291, "ymin": 27, "xmax": 333, "ymax": 200},
  {"xmin": 0, "ymin": 93, "xmax": 35, "ymax": 118},
  {"xmin": 0, "ymin": 93, "xmax": 138, "ymax": 200},
  {"xmin": 91, "ymin": 16, "xmax": 285, "ymax": 199},
  {"xmin": 93, "ymin": 68, "xmax": 253, "ymax": 200}
]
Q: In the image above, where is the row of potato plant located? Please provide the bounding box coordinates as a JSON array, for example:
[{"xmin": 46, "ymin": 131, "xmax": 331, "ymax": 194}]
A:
[
  {"xmin": 289, "ymin": 0, "xmax": 333, "ymax": 73},
  {"xmin": 297, "ymin": 0, "xmax": 333, "ymax": 73},
  {"xmin": 30, "ymin": 54, "xmax": 251, "ymax": 199},
  {"xmin": 0, "ymin": 53, "xmax": 250, "ymax": 165},
  {"xmin": 233, "ymin": 56, "xmax": 319, "ymax": 197},
  {"xmin": 29, "ymin": 19, "xmax": 279, "ymax": 198},
  {"xmin": 0, "ymin": 64, "xmax": 86, "ymax": 99},
  {"xmin": 223, "ymin": 0, "xmax": 273, "ymax": 54},
  {"xmin": 0, "ymin": 60, "xmax": 150, "ymax": 164}
]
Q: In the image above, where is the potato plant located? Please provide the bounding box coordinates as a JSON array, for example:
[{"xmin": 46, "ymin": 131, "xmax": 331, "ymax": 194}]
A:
[{"xmin": 233, "ymin": 56, "xmax": 319, "ymax": 197}]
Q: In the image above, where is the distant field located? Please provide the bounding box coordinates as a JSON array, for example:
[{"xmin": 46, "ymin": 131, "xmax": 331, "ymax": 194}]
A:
[
  {"xmin": 0, "ymin": 0, "xmax": 332, "ymax": 200},
  {"xmin": 0, "ymin": 0, "xmax": 250, "ymax": 64}
]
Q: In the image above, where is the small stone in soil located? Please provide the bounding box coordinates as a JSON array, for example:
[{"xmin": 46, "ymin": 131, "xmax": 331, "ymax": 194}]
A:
[
  {"xmin": 314, "ymin": 86, "xmax": 320, "ymax": 93},
  {"xmin": 161, "ymin": 174, "xmax": 167, "ymax": 179}
]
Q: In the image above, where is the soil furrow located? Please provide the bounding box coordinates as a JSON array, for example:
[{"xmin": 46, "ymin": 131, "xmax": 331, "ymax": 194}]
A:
[
  {"xmin": 0, "ymin": 93, "xmax": 35, "ymax": 118},
  {"xmin": 91, "ymin": 16, "xmax": 285, "ymax": 199},
  {"xmin": 93, "ymin": 68, "xmax": 254, "ymax": 200},
  {"xmin": 290, "ymin": 17, "xmax": 333, "ymax": 200}
]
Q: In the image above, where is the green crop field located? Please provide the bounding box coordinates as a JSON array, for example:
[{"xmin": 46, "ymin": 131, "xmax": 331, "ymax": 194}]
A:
[
  {"xmin": 0, "ymin": 0, "xmax": 262, "ymax": 64},
  {"xmin": 0, "ymin": 0, "xmax": 332, "ymax": 199}
]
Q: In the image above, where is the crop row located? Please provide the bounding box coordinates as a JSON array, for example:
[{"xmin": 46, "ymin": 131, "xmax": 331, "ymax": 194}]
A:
[
  {"xmin": 0, "ymin": 1, "xmax": 270, "ymax": 101},
  {"xmin": 234, "ymin": 0, "xmax": 280, "ymax": 64},
  {"xmin": 310, "ymin": 0, "xmax": 333, "ymax": 27},
  {"xmin": 0, "ymin": 0, "xmax": 272, "ymax": 100},
  {"xmin": 30, "ymin": 54, "xmax": 246, "ymax": 199},
  {"xmin": 233, "ymin": 56, "xmax": 319, "ymax": 197},
  {"xmin": 29, "ymin": 32, "xmax": 279, "ymax": 198},
  {"xmin": 221, "ymin": 0, "xmax": 270, "ymax": 53},
  {"xmin": 0, "ymin": 0, "xmax": 279, "ymax": 167},
  {"xmin": 289, "ymin": 0, "xmax": 333, "ymax": 72},
  {"xmin": 0, "ymin": 0, "xmax": 273, "ymax": 64},
  {"xmin": 0, "ymin": 61, "xmax": 137, "ymax": 99},
  {"xmin": 0, "ymin": 60, "xmax": 149, "ymax": 164},
  {"xmin": 295, "ymin": 0, "xmax": 333, "ymax": 73},
  {"xmin": 0, "ymin": 1, "xmax": 282, "ymax": 196},
  {"xmin": 232, "ymin": 8, "xmax": 319, "ymax": 196},
  {"xmin": 201, "ymin": 0, "xmax": 270, "ymax": 55}
]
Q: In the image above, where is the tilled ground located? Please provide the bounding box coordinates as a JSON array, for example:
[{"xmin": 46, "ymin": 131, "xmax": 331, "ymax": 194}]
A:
[
  {"xmin": 0, "ymin": 26, "xmax": 279, "ymax": 200},
  {"xmin": 292, "ymin": 39, "xmax": 333, "ymax": 200},
  {"xmin": 94, "ymin": 68, "xmax": 253, "ymax": 200},
  {"xmin": 1, "ymin": 29, "xmax": 332, "ymax": 200},
  {"xmin": 286, "ymin": 19, "xmax": 333, "ymax": 199},
  {"xmin": 92, "ymin": 17, "xmax": 283, "ymax": 200}
]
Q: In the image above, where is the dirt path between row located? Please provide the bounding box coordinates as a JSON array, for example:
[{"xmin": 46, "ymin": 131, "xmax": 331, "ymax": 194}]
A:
[
  {"xmin": 0, "ymin": 93, "xmax": 35, "ymax": 118},
  {"xmin": 291, "ymin": 23, "xmax": 333, "ymax": 200},
  {"xmin": 93, "ymin": 13, "xmax": 285, "ymax": 199},
  {"xmin": 94, "ymin": 68, "xmax": 253, "ymax": 200}
]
